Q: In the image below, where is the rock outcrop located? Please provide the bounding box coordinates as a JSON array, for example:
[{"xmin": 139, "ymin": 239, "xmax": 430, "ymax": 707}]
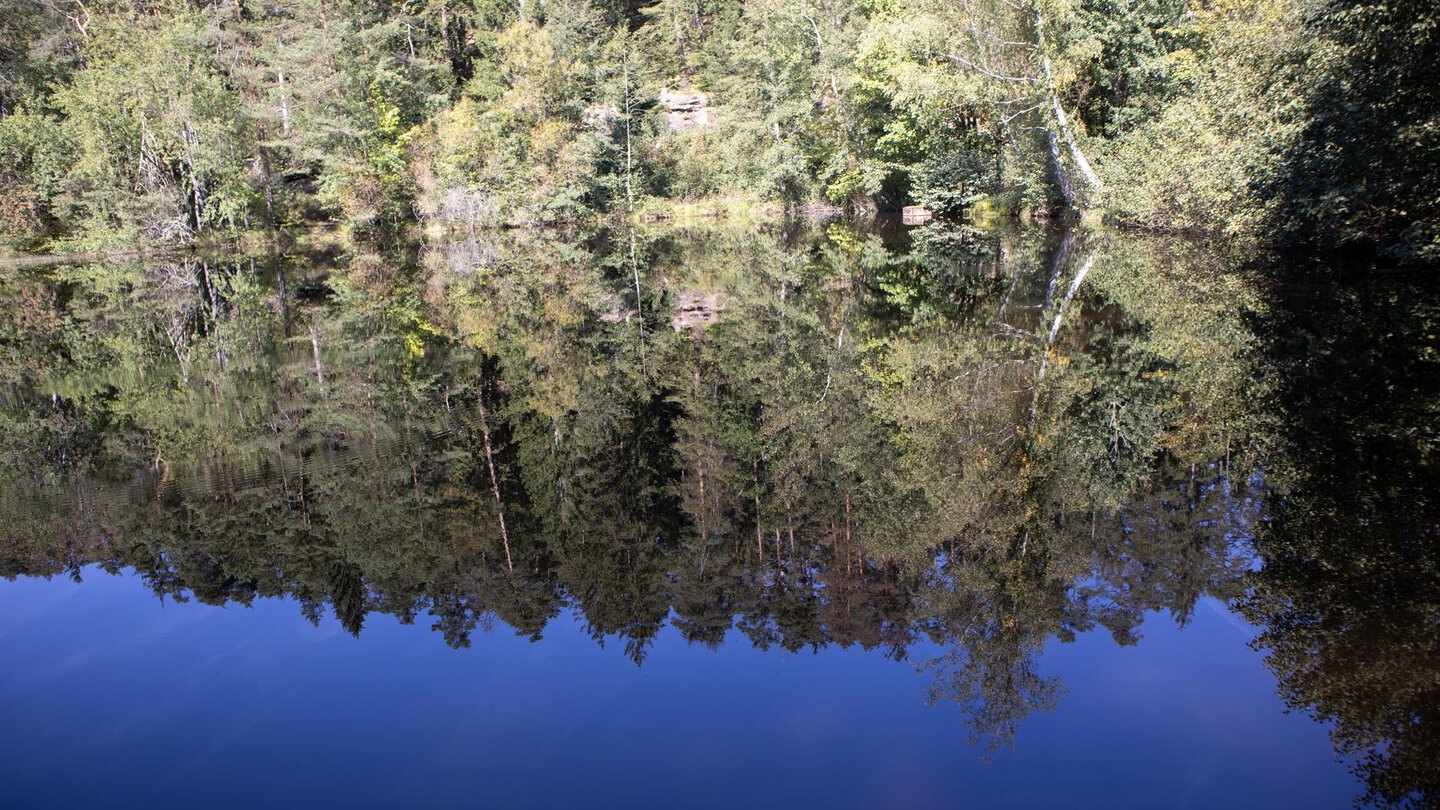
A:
[
  {"xmin": 581, "ymin": 103, "xmax": 620, "ymax": 136},
  {"xmin": 659, "ymin": 88, "xmax": 715, "ymax": 134}
]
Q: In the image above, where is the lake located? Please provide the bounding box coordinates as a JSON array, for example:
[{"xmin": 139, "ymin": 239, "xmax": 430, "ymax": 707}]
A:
[{"xmin": 1, "ymin": 222, "xmax": 1435, "ymax": 808}]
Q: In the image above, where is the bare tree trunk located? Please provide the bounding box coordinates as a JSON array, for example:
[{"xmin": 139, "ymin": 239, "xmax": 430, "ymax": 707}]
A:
[
  {"xmin": 278, "ymin": 70, "xmax": 291, "ymax": 137},
  {"xmin": 261, "ymin": 154, "xmax": 277, "ymax": 231},
  {"xmin": 623, "ymin": 51, "xmax": 634, "ymax": 214},
  {"xmin": 1035, "ymin": 8, "xmax": 1103, "ymax": 201},
  {"xmin": 698, "ymin": 460, "xmax": 708, "ymax": 544},
  {"xmin": 1047, "ymin": 127, "xmax": 1080, "ymax": 210},
  {"xmin": 1049, "ymin": 90, "xmax": 1103, "ymax": 192}
]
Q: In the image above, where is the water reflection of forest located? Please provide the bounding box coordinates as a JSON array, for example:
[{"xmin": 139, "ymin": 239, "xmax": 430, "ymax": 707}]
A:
[{"xmin": 0, "ymin": 226, "xmax": 1434, "ymax": 805}]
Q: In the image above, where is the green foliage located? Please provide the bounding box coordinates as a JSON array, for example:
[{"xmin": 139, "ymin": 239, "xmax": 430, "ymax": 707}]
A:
[
  {"xmin": 1263, "ymin": 0, "xmax": 1440, "ymax": 263},
  {"xmin": 1096, "ymin": 0, "xmax": 1304, "ymax": 233},
  {"xmin": 0, "ymin": 0, "xmax": 1431, "ymax": 264},
  {"xmin": 1070, "ymin": 0, "xmax": 1198, "ymax": 139},
  {"xmin": 910, "ymin": 132, "xmax": 999, "ymax": 214}
]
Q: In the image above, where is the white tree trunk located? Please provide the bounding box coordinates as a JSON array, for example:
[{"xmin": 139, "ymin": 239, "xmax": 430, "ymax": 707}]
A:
[
  {"xmin": 1047, "ymin": 128, "xmax": 1080, "ymax": 209},
  {"xmin": 1034, "ymin": 8, "xmax": 1104, "ymax": 197},
  {"xmin": 1049, "ymin": 89, "xmax": 1103, "ymax": 191}
]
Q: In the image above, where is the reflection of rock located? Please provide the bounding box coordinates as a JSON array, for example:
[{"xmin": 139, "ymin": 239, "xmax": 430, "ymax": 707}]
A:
[
  {"xmin": 597, "ymin": 293, "xmax": 635, "ymax": 324},
  {"xmin": 659, "ymin": 88, "xmax": 715, "ymax": 134},
  {"xmin": 437, "ymin": 186, "xmax": 498, "ymax": 227},
  {"xmin": 440, "ymin": 235, "xmax": 499, "ymax": 276},
  {"xmin": 797, "ymin": 201, "xmax": 844, "ymax": 219},
  {"xmin": 902, "ymin": 205, "xmax": 934, "ymax": 225},
  {"xmin": 672, "ymin": 289, "xmax": 725, "ymax": 331}
]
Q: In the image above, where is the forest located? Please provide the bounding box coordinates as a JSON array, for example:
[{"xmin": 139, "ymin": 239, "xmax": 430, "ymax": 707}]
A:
[
  {"xmin": 0, "ymin": 0, "xmax": 1436, "ymax": 264},
  {"xmin": 1, "ymin": 1, "xmax": 1438, "ymax": 805}
]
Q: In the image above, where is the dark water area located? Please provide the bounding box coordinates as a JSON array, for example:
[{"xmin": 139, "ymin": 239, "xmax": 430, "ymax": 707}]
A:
[{"xmin": 0, "ymin": 223, "xmax": 1435, "ymax": 808}]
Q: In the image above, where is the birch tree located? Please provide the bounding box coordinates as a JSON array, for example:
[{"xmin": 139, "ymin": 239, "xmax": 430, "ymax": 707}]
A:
[{"xmin": 859, "ymin": 0, "xmax": 1105, "ymax": 209}]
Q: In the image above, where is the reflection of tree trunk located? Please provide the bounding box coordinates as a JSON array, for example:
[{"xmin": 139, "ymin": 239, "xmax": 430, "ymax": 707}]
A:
[
  {"xmin": 274, "ymin": 258, "xmax": 291, "ymax": 339},
  {"xmin": 165, "ymin": 314, "xmax": 192, "ymax": 385},
  {"xmin": 787, "ymin": 500, "xmax": 795, "ymax": 553},
  {"xmin": 309, "ymin": 326, "xmax": 325, "ymax": 396},
  {"xmin": 997, "ymin": 269, "xmax": 1023, "ymax": 325},
  {"xmin": 412, "ymin": 461, "xmax": 425, "ymax": 533},
  {"xmin": 754, "ymin": 460, "xmax": 763, "ymax": 562},
  {"xmin": 200, "ymin": 261, "xmax": 228, "ymax": 373},
  {"xmin": 755, "ymin": 503, "xmax": 763, "ymax": 560},
  {"xmin": 274, "ymin": 432, "xmax": 290, "ymax": 505},
  {"xmin": 1022, "ymin": 240, "xmax": 1101, "ymax": 422},
  {"xmin": 1033, "ymin": 247, "xmax": 1099, "ymax": 419},
  {"xmin": 477, "ymin": 395, "xmax": 513, "ymax": 572},
  {"xmin": 698, "ymin": 458, "xmax": 708, "ymax": 578},
  {"xmin": 1046, "ymin": 250, "xmax": 1097, "ymax": 348},
  {"xmin": 297, "ymin": 445, "xmax": 309, "ymax": 525},
  {"xmin": 1044, "ymin": 230, "xmax": 1076, "ymax": 310}
]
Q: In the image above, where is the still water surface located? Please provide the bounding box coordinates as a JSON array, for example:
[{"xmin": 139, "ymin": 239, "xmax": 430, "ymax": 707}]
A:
[{"xmin": 1, "ymin": 224, "xmax": 1434, "ymax": 807}]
